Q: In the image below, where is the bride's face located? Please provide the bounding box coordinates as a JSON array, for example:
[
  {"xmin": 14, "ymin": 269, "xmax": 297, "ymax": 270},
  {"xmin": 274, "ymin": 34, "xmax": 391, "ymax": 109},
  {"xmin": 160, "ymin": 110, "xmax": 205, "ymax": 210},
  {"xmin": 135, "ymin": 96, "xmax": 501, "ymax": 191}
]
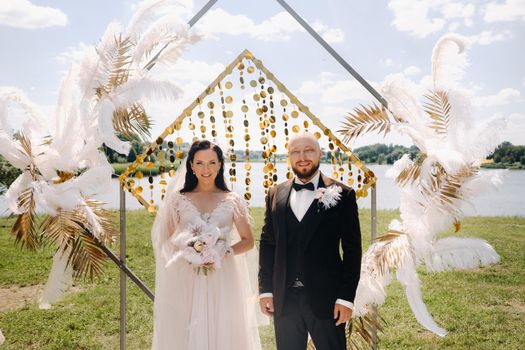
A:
[{"xmin": 191, "ymin": 149, "xmax": 221, "ymax": 186}]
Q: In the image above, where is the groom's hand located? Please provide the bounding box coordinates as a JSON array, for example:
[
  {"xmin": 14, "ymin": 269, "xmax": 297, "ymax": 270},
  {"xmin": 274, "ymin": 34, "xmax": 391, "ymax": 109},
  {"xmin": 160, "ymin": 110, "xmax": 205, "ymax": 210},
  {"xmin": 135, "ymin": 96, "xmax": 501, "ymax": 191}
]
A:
[
  {"xmin": 259, "ymin": 297, "xmax": 274, "ymax": 316},
  {"xmin": 334, "ymin": 304, "xmax": 352, "ymax": 326}
]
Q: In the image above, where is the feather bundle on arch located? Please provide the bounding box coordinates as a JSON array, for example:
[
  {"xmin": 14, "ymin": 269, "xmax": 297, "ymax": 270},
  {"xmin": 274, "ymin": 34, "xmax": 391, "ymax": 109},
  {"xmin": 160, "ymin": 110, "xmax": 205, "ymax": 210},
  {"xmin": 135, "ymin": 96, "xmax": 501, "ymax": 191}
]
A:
[
  {"xmin": 0, "ymin": 0, "xmax": 197, "ymax": 307},
  {"xmin": 338, "ymin": 33, "xmax": 505, "ymax": 346}
]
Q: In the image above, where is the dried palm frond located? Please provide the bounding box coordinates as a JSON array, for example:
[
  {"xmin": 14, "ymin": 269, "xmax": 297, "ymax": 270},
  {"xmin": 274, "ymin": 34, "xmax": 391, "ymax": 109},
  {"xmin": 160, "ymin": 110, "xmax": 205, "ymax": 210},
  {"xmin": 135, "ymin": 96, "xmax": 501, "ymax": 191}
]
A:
[
  {"xmin": 11, "ymin": 188, "xmax": 39, "ymax": 251},
  {"xmin": 42, "ymin": 200, "xmax": 118, "ymax": 280},
  {"xmin": 424, "ymin": 90, "xmax": 451, "ymax": 136},
  {"xmin": 455, "ymin": 163, "xmax": 479, "ymax": 179},
  {"xmin": 68, "ymin": 227, "xmax": 108, "ymax": 280},
  {"xmin": 396, "ymin": 154, "xmax": 428, "ymax": 187},
  {"xmin": 41, "ymin": 208, "xmax": 82, "ymax": 250},
  {"xmin": 347, "ymin": 313, "xmax": 385, "ymax": 350},
  {"xmin": 18, "ymin": 133, "xmax": 40, "ymax": 178},
  {"xmin": 112, "ymin": 102, "xmax": 152, "ymax": 140},
  {"xmin": 421, "ymin": 163, "xmax": 463, "ymax": 215},
  {"xmin": 96, "ymin": 35, "xmax": 133, "ymax": 97},
  {"xmin": 83, "ymin": 199, "xmax": 119, "ymax": 245},
  {"xmin": 306, "ymin": 313, "xmax": 385, "ymax": 350},
  {"xmin": 371, "ymin": 230, "xmax": 413, "ymax": 277},
  {"xmin": 339, "ymin": 103, "xmax": 392, "ymax": 143}
]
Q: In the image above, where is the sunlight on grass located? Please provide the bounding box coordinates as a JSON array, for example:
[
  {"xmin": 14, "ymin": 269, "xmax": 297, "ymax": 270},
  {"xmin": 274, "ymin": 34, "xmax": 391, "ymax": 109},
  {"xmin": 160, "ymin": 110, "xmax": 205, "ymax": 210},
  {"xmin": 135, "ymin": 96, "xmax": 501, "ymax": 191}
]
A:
[{"xmin": 0, "ymin": 210, "xmax": 524, "ymax": 349}]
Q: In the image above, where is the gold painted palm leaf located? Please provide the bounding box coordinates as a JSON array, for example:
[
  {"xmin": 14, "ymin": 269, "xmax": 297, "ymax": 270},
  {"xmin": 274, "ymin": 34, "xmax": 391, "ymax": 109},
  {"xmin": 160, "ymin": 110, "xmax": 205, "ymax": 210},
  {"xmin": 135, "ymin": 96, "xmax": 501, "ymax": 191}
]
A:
[
  {"xmin": 70, "ymin": 201, "xmax": 118, "ymax": 279},
  {"xmin": 372, "ymin": 230, "xmax": 413, "ymax": 277},
  {"xmin": 41, "ymin": 200, "xmax": 118, "ymax": 280},
  {"xmin": 347, "ymin": 314, "xmax": 385, "ymax": 350},
  {"xmin": 339, "ymin": 103, "xmax": 391, "ymax": 143},
  {"xmin": 307, "ymin": 313, "xmax": 385, "ymax": 350},
  {"xmin": 113, "ymin": 102, "xmax": 152, "ymax": 140},
  {"xmin": 396, "ymin": 154, "xmax": 428, "ymax": 187},
  {"xmin": 41, "ymin": 208, "xmax": 82, "ymax": 249},
  {"xmin": 424, "ymin": 90, "xmax": 451, "ymax": 136},
  {"xmin": 69, "ymin": 228, "xmax": 108, "ymax": 280},
  {"xmin": 11, "ymin": 188, "xmax": 39, "ymax": 251},
  {"xmin": 96, "ymin": 35, "xmax": 133, "ymax": 97},
  {"xmin": 420, "ymin": 164, "xmax": 463, "ymax": 215}
]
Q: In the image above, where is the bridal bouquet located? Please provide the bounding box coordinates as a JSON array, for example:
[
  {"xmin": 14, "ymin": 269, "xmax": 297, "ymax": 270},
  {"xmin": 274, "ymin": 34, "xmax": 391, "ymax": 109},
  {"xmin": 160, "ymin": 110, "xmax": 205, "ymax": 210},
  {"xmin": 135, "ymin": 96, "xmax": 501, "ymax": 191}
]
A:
[{"xmin": 167, "ymin": 223, "xmax": 231, "ymax": 275}]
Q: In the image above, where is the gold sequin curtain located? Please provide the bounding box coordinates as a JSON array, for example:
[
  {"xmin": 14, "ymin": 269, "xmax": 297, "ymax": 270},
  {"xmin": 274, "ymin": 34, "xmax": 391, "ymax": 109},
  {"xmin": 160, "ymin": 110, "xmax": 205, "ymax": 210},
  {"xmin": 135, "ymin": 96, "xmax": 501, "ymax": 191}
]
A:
[{"xmin": 119, "ymin": 50, "xmax": 375, "ymax": 213}]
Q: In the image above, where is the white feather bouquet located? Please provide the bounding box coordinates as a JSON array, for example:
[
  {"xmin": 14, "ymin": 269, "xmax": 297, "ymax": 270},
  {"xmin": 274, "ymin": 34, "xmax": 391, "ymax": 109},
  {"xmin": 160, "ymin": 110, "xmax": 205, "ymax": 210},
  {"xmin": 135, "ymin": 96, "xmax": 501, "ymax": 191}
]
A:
[{"xmin": 166, "ymin": 223, "xmax": 231, "ymax": 275}]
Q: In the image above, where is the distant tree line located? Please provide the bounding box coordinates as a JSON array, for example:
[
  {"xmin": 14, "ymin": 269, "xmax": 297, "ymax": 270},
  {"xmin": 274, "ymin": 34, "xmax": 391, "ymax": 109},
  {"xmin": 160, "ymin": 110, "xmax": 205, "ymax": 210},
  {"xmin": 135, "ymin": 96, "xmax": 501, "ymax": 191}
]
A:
[
  {"xmin": 2, "ymin": 140, "xmax": 522, "ymax": 194},
  {"xmin": 486, "ymin": 141, "xmax": 525, "ymax": 168},
  {"xmin": 0, "ymin": 155, "xmax": 22, "ymax": 194},
  {"xmin": 350, "ymin": 144, "xmax": 420, "ymax": 164}
]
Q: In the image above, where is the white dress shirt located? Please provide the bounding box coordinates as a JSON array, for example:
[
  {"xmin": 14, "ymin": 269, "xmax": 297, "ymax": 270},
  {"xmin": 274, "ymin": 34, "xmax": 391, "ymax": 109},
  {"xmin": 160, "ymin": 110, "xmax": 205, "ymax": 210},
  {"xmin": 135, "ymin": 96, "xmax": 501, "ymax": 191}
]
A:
[{"xmin": 259, "ymin": 171, "xmax": 354, "ymax": 310}]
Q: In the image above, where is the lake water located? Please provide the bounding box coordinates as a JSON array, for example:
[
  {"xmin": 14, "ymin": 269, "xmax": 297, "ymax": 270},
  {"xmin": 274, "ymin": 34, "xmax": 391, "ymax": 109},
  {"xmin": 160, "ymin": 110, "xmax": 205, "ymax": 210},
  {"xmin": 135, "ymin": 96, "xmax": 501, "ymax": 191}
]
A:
[{"xmin": 1, "ymin": 164, "xmax": 523, "ymax": 217}]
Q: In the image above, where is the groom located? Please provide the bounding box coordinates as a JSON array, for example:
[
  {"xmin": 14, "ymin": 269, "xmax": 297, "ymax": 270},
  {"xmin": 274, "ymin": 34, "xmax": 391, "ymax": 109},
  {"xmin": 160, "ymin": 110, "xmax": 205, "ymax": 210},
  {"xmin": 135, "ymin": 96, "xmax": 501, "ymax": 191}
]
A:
[{"xmin": 258, "ymin": 132, "xmax": 362, "ymax": 350}]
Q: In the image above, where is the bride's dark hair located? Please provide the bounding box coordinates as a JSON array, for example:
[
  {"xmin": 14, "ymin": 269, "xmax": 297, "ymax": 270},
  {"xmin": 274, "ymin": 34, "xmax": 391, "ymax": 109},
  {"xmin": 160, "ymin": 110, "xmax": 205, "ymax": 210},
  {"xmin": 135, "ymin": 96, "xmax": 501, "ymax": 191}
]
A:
[{"xmin": 180, "ymin": 140, "xmax": 230, "ymax": 193}]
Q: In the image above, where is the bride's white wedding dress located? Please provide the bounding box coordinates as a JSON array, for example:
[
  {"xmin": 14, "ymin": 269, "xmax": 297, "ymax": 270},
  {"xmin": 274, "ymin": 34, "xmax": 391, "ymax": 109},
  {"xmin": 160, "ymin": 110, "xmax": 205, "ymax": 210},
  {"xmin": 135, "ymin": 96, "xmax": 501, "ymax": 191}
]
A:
[{"xmin": 151, "ymin": 191, "xmax": 262, "ymax": 350}]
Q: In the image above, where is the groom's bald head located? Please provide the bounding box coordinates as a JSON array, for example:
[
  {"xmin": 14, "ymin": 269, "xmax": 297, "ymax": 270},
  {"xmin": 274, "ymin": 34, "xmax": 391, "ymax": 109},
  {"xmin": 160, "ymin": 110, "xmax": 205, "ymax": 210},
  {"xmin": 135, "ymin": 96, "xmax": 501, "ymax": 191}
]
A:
[
  {"xmin": 288, "ymin": 132, "xmax": 321, "ymax": 152},
  {"xmin": 287, "ymin": 132, "xmax": 322, "ymax": 181}
]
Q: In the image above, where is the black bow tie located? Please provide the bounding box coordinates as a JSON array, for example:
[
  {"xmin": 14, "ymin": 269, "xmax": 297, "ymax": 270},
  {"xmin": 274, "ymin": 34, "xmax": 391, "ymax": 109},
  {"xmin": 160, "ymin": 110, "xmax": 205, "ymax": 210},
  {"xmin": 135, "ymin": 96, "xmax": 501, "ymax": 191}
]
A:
[{"xmin": 292, "ymin": 182, "xmax": 315, "ymax": 191}]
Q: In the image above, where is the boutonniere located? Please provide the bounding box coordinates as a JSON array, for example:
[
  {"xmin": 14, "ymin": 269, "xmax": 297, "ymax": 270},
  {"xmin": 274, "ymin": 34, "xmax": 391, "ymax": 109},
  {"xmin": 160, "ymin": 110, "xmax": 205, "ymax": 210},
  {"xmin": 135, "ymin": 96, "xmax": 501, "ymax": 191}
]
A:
[{"xmin": 315, "ymin": 185, "xmax": 343, "ymax": 211}]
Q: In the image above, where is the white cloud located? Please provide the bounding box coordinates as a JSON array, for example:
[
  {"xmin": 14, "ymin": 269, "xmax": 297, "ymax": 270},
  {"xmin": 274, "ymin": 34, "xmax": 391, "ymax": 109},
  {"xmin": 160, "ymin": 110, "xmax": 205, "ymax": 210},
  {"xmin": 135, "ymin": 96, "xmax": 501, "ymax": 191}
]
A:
[
  {"xmin": 312, "ymin": 20, "xmax": 345, "ymax": 43},
  {"xmin": 0, "ymin": 0, "xmax": 67, "ymax": 29},
  {"xmin": 466, "ymin": 29, "xmax": 513, "ymax": 45},
  {"xmin": 296, "ymin": 66, "xmax": 430, "ymax": 107},
  {"xmin": 484, "ymin": 0, "xmax": 525, "ymax": 23},
  {"xmin": 195, "ymin": 8, "xmax": 344, "ymax": 44},
  {"xmin": 380, "ymin": 58, "xmax": 395, "ymax": 67},
  {"xmin": 295, "ymin": 72, "xmax": 371, "ymax": 105},
  {"xmin": 155, "ymin": 58, "xmax": 225, "ymax": 83},
  {"xmin": 388, "ymin": 0, "xmax": 476, "ymax": 38},
  {"xmin": 55, "ymin": 42, "xmax": 90, "ymax": 65},
  {"xmin": 501, "ymin": 113, "xmax": 525, "ymax": 144},
  {"xmin": 474, "ymin": 88, "xmax": 522, "ymax": 107},
  {"xmin": 448, "ymin": 21, "xmax": 461, "ymax": 31},
  {"xmin": 403, "ymin": 65, "xmax": 422, "ymax": 76}
]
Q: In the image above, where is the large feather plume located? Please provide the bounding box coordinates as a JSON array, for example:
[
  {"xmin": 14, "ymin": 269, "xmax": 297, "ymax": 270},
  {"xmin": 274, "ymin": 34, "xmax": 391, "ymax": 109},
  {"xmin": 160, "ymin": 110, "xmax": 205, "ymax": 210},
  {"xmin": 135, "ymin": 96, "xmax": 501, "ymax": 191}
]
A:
[
  {"xmin": 340, "ymin": 33, "xmax": 504, "ymax": 340},
  {"xmin": 0, "ymin": 0, "xmax": 195, "ymax": 308}
]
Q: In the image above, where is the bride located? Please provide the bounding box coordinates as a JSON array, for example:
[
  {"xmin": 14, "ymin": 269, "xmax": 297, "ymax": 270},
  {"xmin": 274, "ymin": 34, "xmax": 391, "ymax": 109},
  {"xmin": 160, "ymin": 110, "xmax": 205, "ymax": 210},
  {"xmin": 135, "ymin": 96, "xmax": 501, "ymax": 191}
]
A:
[{"xmin": 151, "ymin": 139, "xmax": 263, "ymax": 350}]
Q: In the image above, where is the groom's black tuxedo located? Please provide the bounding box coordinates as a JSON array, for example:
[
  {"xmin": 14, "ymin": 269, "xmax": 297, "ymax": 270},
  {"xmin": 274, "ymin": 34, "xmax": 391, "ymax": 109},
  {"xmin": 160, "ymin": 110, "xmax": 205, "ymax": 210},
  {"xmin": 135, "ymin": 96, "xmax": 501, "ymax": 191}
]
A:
[{"xmin": 258, "ymin": 173, "xmax": 362, "ymax": 320}]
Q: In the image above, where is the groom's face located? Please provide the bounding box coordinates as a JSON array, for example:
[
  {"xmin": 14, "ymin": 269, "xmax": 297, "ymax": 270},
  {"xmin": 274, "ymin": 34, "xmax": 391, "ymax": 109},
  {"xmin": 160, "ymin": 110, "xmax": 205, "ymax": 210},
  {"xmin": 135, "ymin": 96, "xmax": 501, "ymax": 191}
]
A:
[{"xmin": 288, "ymin": 135, "xmax": 322, "ymax": 181}]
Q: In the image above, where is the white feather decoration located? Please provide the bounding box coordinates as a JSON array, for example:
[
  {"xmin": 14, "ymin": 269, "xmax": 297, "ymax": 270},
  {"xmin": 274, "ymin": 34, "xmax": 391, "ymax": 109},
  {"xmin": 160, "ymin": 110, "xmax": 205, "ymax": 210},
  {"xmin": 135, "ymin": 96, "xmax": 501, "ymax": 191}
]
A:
[
  {"xmin": 352, "ymin": 33, "xmax": 504, "ymax": 338},
  {"xmin": 39, "ymin": 249, "xmax": 74, "ymax": 309},
  {"xmin": 426, "ymin": 237, "xmax": 500, "ymax": 272},
  {"xmin": 396, "ymin": 259, "xmax": 447, "ymax": 337},
  {"xmin": 432, "ymin": 34, "xmax": 468, "ymax": 91},
  {"xmin": 126, "ymin": 0, "xmax": 170, "ymax": 39},
  {"xmin": 0, "ymin": 0, "xmax": 193, "ymax": 315},
  {"xmin": 110, "ymin": 77, "xmax": 183, "ymax": 109}
]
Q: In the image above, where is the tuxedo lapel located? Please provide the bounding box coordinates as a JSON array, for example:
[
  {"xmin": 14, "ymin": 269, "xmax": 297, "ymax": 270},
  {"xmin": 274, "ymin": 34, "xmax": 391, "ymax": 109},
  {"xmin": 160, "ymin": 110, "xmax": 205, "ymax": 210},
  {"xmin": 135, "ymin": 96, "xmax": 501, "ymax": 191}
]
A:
[{"xmin": 275, "ymin": 180, "xmax": 293, "ymax": 243}]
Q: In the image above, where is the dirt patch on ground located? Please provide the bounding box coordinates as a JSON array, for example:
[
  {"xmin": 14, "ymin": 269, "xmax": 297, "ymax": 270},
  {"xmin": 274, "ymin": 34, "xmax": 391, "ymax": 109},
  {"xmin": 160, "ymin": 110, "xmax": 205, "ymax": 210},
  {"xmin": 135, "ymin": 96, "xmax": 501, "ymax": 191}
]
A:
[
  {"xmin": 0, "ymin": 285, "xmax": 44, "ymax": 312},
  {"xmin": 482, "ymin": 299, "xmax": 525, "ymax": 314},
  {"xmin": 499, "ymin": 300, "xmax": 525, "ymax": 313},
  {"xmin": 0, "ymin": 285, "xmax": 85, "ymax": 312}
]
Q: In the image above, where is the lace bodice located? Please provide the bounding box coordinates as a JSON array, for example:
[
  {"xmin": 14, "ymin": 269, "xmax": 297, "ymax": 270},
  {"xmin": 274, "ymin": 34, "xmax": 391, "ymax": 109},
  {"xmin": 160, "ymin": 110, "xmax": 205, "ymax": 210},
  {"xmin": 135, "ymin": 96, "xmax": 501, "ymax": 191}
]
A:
[{"xmin": 171, "ymin": 191, "xmax": 248, "ymax": 243}]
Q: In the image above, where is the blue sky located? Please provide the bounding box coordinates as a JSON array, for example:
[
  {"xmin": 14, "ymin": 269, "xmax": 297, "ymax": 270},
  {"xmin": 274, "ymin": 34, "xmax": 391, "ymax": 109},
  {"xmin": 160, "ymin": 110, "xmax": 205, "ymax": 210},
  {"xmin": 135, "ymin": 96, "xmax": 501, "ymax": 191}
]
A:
[{"xmin": 0, "ymin": 0, "xmax": 523, "ymax": 148}]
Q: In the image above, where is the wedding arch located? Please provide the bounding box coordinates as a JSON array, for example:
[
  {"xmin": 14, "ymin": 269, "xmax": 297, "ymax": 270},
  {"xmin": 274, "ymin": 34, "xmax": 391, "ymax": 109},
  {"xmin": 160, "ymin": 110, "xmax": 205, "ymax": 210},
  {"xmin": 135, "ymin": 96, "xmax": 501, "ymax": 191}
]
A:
[{"xmin": 115, "ymin": 1, "xmax": 386, "ymax": 349}]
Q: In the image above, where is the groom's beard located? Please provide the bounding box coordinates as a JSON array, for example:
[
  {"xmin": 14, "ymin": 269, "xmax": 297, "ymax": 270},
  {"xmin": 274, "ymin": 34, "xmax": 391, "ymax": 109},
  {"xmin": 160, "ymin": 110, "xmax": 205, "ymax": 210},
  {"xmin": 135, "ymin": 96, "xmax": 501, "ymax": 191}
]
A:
[{"xmin": 291, "ymin": 161, "xmax": 320, "ymax": 181}]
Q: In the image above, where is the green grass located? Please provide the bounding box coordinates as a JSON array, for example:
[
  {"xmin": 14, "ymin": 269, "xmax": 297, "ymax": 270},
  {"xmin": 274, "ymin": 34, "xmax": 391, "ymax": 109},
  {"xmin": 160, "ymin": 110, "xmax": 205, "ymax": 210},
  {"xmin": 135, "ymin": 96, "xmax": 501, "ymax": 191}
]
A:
[{"xmin": 0, "ymin": 210, "xmax": 524, "ymax": 349}]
